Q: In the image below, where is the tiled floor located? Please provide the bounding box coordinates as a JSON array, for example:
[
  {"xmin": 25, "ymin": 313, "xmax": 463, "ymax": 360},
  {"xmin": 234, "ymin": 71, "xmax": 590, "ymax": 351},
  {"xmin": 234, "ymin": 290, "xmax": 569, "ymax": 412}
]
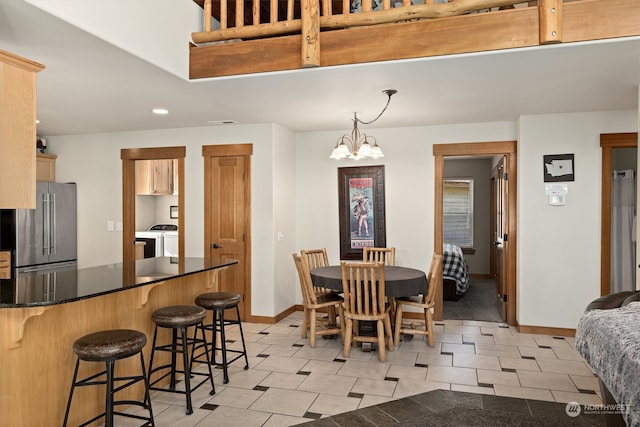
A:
[{"xmin": 118, "ymin": 311, "xmax": 603, "ymax": 426}]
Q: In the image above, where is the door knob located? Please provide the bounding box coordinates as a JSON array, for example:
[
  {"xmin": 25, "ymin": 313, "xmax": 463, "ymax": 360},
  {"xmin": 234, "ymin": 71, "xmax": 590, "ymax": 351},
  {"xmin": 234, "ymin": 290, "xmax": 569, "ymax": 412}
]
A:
[{"xmin": 211, "ymin": 243, "xmax": 221, "ymax": 249}]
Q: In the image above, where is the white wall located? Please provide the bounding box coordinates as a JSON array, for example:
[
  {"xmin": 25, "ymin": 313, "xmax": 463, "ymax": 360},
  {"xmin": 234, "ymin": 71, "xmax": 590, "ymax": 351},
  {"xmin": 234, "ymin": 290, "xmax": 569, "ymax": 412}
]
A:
[
  {"xmin": 517, "ymin": 110, "xmax": 637, "ymax": 328},
  {"xmin": 273, "ymin": 125, "xmax": 298, "ymax": 314},
  {"xmin": 28, "ymin": 0, "xmax": 200, "ymax": 79}
]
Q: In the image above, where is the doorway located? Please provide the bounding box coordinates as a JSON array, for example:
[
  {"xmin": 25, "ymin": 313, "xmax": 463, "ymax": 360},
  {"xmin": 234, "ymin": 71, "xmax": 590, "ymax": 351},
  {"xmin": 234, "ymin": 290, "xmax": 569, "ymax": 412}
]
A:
[
  {"xmin": 434, "ymin": 141, "xmax": 517, "ymax": 326},
  {"xmin": 121, "ymin": 147, "xmax": 186, "ymax": 262},
  {"xmin": 202, "ymin": 144, "xmax": 252, "ymax": 321},
  {"xmin": 600, "ymin": 132, "xmax": 638, "ymax": 295}
]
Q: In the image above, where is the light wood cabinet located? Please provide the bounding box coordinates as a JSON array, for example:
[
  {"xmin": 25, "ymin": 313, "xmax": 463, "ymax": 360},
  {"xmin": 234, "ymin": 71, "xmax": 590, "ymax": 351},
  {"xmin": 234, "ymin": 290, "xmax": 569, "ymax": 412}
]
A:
[
  {"xmin": 0, "ymin": 50, "xmax": 45, "ymax": 209},
  {"xmin": 135, "ymin": 159, "xmax": 177, "ymax": 195},
  {"xmin": 0, "ymin": 251, "xmax": 10, "ymax": 279},
  {"xmin": 36, "ymin": 153, "xmax": 56, "ymax": 182}
]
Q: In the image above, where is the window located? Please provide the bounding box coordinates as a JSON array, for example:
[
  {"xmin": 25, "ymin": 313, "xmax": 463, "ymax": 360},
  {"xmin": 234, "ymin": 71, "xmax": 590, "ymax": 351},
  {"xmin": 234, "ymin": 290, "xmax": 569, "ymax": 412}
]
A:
[{"xmin": 443, "ymin": 178, "xmax": 474, "ymax": 248}]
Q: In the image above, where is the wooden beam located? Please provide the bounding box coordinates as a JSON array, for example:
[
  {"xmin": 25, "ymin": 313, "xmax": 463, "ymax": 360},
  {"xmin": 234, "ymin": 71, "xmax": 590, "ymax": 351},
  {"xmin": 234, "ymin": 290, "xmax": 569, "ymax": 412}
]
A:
[
  {"xmin": 562, "ymin": 0, "xmax": 640, "ymax": 42},
  {"xmin": 301, "ymin": 0, "xmax": 320, "ymax": 67},
  {"xmin": 539, "ymin": 0, "xmax": 562, "ymax": 44}
]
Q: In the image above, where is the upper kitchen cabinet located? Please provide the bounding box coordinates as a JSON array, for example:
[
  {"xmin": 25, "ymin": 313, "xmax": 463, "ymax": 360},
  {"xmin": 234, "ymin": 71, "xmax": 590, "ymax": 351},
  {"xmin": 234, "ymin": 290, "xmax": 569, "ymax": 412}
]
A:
[
  {"xmin": 36, "ymin": 152, "xmax": 57, "ymax": 182},
  {"xmin": 0, "ymin": 50, "xmax": 45, "ymax": 209},
  {"xmin": 136, "ymin": 159, "xmax": 178, "ymax": 195}
]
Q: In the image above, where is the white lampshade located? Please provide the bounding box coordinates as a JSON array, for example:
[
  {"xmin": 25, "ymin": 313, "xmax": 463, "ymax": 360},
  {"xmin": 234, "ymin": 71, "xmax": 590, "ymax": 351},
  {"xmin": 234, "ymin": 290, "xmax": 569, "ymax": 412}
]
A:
[
  {"xmin": 370, "ymin": 144, "xmax": 384, "ymax": 158},
  {"xmin": 330, "ymin": 141, "xmax": 350, "ymax": 159},
  {"xmin": 358, "ymin": 141, "xmax": 372, "ymax": 157}
]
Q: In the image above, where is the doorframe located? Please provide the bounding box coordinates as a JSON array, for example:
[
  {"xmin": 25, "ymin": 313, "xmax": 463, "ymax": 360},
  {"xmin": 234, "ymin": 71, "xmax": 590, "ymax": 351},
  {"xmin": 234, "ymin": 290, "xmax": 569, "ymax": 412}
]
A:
[
  {"xmin": 600, "ymin": 132, "xmax": 638, "ymax": 296},
  {"xmin": 121, "ymin": 146, "xmax": 186, "ymax": 262},
  {"xmin": 202, "ymin": 143, "xmax": 252, "ymax": 320},
  {"xmin": 434, "ymin": 141, "xmax": 518, "ymax": 325}
]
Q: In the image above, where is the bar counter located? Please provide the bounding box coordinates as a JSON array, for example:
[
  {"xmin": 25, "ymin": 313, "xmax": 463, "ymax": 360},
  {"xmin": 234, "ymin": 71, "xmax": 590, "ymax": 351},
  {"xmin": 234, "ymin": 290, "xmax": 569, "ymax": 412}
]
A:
[{"xmin": 0, "ymin": 257, "xmax": 237, "ymax": 427}]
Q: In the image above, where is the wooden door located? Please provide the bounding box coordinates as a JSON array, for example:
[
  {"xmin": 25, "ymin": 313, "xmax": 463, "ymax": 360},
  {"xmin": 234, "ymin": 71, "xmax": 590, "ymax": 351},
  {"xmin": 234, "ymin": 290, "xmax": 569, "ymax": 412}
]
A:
[
  {"xmin": 492, "ymin": 157, "xmax": 508, "ymax": 321},
  {"xmin": 203, "ymin": 144, "xmax": 252, "ymax": 320}
]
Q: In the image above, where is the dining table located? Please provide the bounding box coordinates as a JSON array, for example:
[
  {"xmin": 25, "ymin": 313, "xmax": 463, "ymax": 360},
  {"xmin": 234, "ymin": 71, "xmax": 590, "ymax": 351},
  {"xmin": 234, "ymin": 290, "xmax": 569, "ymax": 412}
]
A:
[
  {"xmin": 309, "ymin": 265, "xmax": 428, "ymax": 297},
  {"xmin": 310, "ymin": 264, "xmax": 428, "ymax": 351}
]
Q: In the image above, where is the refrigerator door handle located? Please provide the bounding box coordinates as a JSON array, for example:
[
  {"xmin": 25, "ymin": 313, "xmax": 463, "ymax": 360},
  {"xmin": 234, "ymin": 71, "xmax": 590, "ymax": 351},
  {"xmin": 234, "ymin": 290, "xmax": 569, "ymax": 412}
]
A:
[
  {"xmin": 43, "ymin": 192, "xmax": 51, "ymax": 255},
  {"xmin": 50, "ymin": 193, "xmax": 57, "ymax": 255}
]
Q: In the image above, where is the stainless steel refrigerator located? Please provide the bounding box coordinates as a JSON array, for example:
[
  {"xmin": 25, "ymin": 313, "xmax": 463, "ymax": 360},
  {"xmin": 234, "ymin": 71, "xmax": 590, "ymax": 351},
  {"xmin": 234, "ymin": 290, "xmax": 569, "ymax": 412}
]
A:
[{"xmin": 0, "ymin": 182, "xmax": 77, "ymax": 272}]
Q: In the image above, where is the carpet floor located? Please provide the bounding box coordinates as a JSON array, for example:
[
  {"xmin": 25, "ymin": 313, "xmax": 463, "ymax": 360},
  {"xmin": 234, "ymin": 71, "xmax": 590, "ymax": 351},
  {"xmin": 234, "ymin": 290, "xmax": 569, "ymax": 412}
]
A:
[{"xmin": 443, "ymin": 277, "xmax": 503, "ymax": 323}]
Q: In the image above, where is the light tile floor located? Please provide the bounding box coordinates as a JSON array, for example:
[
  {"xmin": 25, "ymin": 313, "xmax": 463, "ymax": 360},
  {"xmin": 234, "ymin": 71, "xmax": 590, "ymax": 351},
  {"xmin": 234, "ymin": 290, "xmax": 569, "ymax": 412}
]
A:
[{"xmin": 118, "ymin": 311, "xmax": 602, "ymax": 426}]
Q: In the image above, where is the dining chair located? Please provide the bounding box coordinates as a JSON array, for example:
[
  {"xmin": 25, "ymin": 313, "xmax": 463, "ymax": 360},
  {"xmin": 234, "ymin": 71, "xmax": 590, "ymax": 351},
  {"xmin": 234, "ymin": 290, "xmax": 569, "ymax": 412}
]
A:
[
  {"xmin": 293, "ymin": 253, "xmax": 345, "ymax": 347},
  {"xmin": 393, "ymin": 253, "xmax": 443, "ymax": 347},
  {"xmin": 340, "ymin": 261, "xmax": 394, "ymax": 362},
  {"xmin": 300, "ymin": 248, "xmax": 335, "ymax": 293},
  {"xmin": 363, "ymin": 247, "xmax": 396, "ymax": 266}
]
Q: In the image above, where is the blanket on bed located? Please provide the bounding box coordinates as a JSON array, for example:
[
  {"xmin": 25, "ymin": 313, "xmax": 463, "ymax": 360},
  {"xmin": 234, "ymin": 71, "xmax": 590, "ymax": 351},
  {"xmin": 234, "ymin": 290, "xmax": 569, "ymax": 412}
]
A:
[
  {"xmin": 575, "ymin": 302, "xmax": 640, "ymax": 426},
  {"xmin": 442, "ymin": 244, "xmax": 470, "ymax": 295}
]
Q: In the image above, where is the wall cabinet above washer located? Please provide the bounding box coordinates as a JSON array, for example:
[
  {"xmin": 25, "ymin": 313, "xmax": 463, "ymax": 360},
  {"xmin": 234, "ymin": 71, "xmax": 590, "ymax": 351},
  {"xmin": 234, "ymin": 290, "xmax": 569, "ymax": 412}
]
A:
[{"xmin": 135, "ymin": 159, "xmax": 177, "ymax": 195}]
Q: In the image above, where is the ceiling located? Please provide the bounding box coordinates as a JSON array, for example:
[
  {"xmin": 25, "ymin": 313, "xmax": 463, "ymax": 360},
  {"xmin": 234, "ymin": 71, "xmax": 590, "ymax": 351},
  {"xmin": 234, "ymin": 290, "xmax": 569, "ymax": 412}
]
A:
[{"xmin": 1, "ymin": 1, "xmax": 639, "ymax": 137}]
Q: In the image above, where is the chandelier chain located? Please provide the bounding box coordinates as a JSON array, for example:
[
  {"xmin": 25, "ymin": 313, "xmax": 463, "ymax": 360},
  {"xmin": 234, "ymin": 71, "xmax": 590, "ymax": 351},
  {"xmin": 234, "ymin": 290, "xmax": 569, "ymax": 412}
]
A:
[{"xmin": 354, "ymin": 89, "xmax": 396, "ymax": 125}]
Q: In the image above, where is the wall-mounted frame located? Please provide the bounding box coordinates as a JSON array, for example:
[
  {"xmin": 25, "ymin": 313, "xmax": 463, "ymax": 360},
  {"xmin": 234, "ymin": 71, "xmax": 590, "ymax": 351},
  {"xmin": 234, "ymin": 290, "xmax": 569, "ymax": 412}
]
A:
[
  {"xmin": 170, "ymin": 205, "xmax": 178, "ymax": 219},
  {"xmin": 338, "ymin": 165, "xmax": 386, "ymax": 260},
  {"xmin": 543, "ymin": 153, "xmax": 575, "ymax": 182}
]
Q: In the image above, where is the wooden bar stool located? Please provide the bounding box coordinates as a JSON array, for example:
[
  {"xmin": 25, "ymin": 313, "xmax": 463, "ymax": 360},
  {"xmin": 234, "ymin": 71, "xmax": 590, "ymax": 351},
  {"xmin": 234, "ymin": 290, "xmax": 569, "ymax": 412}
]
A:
[
  {"xmin": 148, "ymin": 305, "xmax": 215, "ymax": 415},
  {"xmin": 194, "ymin": 292, "xmax": 249, "ymax": 384},
  {"xmin": 62, "ymin": 329, "xmax": 154, "ymax": 427}
]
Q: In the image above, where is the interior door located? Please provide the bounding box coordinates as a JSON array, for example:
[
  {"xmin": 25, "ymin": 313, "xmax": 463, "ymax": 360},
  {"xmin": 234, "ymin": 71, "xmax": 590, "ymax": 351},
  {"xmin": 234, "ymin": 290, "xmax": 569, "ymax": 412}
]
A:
[
  {"xmin": 492, "ymin": 157, "xmax": 508, "ymax": 321},
  {"xmin": 203, "ymin": 144, "xmax": 252, "ymax": 320}
]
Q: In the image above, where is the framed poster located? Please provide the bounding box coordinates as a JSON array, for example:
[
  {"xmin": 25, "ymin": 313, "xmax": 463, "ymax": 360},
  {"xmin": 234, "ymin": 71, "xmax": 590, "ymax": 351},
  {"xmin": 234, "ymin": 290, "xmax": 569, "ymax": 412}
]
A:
[
  {"xmin": 543, "ymin": 154, "xmax": 574, "ymax": 182},
  {"xmin": 338, "ymin": 165, "xmax": 386, "ymax": 260}
]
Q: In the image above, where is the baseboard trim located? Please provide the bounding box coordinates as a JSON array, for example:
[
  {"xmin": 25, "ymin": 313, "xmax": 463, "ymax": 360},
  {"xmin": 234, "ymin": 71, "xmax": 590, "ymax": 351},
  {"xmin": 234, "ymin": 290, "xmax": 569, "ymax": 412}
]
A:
[
  {"xmin": 244, "ymin": 305, "xmax": 302, "ymax": 324},
  {"xmin": 516, "ymin": 324, "xmax": 576, "ymax": 337},
  {"xmin": 469, "ymin": 273, "xmax": 491, "ymax": 279}
]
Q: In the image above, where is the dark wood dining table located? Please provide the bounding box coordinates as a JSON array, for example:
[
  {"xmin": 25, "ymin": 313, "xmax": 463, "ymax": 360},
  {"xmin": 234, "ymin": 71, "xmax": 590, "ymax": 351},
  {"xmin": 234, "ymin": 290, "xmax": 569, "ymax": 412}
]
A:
[{"xmin": 309, "ymin": 265, "xmax": 428, "ymax": 297}]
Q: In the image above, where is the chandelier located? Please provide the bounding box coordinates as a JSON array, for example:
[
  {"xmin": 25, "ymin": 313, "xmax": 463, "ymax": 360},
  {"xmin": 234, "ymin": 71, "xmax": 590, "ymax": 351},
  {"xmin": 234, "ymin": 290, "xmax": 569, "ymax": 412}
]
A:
[{"xmin": 330, "ymin": 89, "xmax": 397, "ymax": 160}]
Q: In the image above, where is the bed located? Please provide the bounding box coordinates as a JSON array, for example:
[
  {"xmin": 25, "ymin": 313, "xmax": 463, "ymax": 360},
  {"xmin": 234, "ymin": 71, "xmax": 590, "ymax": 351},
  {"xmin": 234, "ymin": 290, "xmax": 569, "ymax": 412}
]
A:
[
  {"xmin": 442, "ymin": 243, "xmax": 470, "ymax": 301},
  {"xmin": 576, "ymin": 300, "xmax": 640, "ymax": 427}
]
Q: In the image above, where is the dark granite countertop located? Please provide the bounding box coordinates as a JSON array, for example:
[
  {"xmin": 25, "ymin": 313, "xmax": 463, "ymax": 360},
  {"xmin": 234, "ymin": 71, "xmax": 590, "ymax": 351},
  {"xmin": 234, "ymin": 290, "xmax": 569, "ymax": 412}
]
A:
[{"xmin": 0, "ymin": 257, "xmax": 237, "ymax": 308}]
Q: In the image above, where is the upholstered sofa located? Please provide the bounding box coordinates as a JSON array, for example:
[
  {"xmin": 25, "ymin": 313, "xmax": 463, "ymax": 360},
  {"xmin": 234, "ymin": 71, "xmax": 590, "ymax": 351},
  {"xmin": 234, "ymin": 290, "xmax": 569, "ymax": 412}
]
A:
[{"xmin": 576, "ymin": 290, "xmax": 640, "ymax": 427}]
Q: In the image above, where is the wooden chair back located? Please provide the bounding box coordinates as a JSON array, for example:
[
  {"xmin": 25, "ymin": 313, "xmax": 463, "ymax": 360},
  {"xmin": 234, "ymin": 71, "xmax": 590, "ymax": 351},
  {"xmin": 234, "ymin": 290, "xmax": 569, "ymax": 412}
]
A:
[
  {"xmin": 292, "ymin": 253, "xmax": 318, "ymax": 305},
  {"xmin": 424, "ymin": 253, "xmax": 443, "ymax": 307},
  {"xmin": 340, "ymin": 261, "xmax": 386, "ymax": 319},
  {"xmin": 301, "ymin": 248, "xmax": 334, "ymax": 295},
  {"xmin": 300, "ymin": 248, "xmax": 329, "ymax": 269},
  {"xmin": 363, "ymin": 247, "xmax": 396, "ymax": 266}
]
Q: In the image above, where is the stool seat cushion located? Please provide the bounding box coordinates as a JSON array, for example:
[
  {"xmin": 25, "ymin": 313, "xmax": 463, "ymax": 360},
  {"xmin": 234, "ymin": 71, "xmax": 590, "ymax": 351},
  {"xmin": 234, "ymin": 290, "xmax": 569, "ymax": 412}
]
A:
[
  {"xmin": 73, "ymin": 329, "xmax": 146, "ymax": 362},
  {"xmin": 196, "ymin": 292, "xmax": 241, "ymax": 310},
  {"xmin": 152, "ymin": 305, "xmax": 207, "ymax": 328}
]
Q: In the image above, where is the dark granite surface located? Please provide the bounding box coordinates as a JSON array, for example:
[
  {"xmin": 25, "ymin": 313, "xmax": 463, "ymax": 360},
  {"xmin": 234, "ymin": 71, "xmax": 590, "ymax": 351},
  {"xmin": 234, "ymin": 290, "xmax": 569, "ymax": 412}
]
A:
[
  {"xmin": 0, "ymin": 257, "xmax": 237, "ymax": 308},
  {"xmin": 300, "ymin": 390, "xmax": 608, "ymax": 426}
]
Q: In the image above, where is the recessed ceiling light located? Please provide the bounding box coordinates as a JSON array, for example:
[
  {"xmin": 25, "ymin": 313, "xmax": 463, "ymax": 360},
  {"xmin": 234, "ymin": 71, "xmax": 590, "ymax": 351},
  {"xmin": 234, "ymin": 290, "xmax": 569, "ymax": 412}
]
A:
[
  {"xmin": 152, "ymin": 108, "xmax": 169, "ymax": 115},
  {"xmin": 207, "ymin": 120, "xmax": 237, "ymax": 125}
]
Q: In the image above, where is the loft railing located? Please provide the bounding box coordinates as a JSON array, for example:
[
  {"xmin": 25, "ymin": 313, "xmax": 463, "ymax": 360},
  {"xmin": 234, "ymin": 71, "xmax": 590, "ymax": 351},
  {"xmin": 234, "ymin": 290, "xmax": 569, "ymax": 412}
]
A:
[
  {"xmin": 189, "ymin": 0, "xmax": 640, "ymax": 78},
  {"xmin": 192, "ymin": 0, "xmax": 554, "ymax": 66}
]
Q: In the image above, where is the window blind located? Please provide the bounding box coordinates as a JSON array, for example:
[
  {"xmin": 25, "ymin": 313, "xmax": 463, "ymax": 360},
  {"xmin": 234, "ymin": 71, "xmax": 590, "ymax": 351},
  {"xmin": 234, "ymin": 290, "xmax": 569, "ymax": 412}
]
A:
[{"xmin": 443, "ymin": 178, "xmax": 473, "ymax": 248}]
